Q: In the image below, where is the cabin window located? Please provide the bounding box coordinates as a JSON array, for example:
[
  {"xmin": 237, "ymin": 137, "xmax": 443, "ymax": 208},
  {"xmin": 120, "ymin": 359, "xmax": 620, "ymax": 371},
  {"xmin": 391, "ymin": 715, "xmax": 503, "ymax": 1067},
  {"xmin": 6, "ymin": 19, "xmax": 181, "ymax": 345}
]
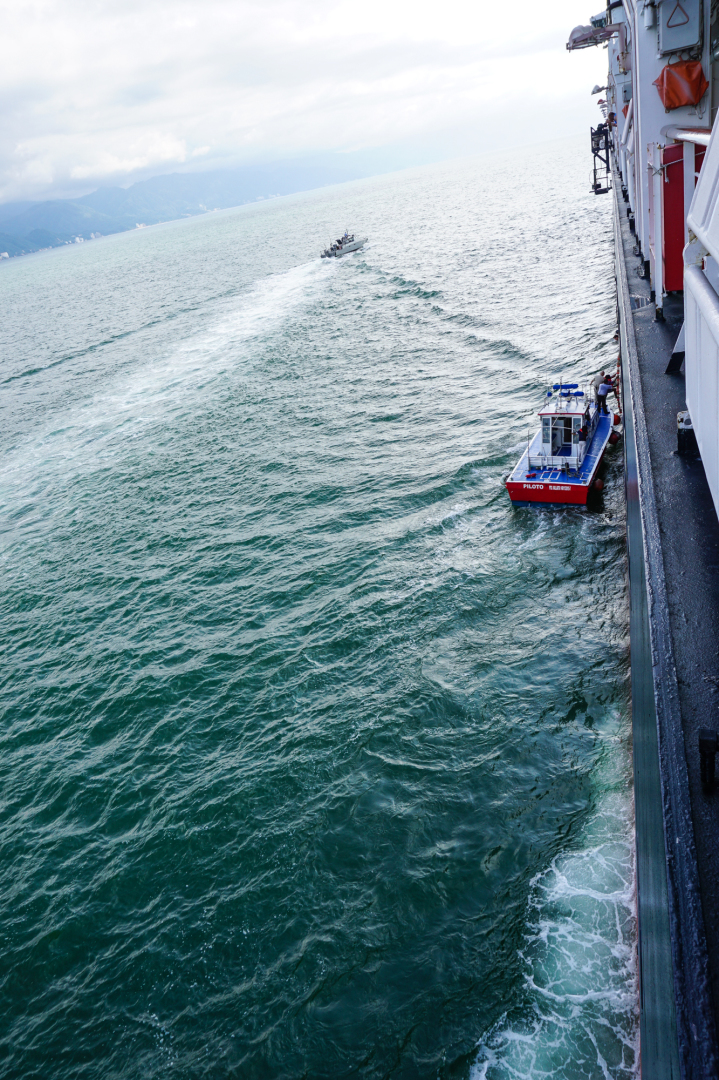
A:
[
  {"xmin": 542, "ymin": 418, "xmax": 550, "ymax": 445},
  {"xmin": 572, "ymin": 417, "xmax": 581, "ymax": 444}
]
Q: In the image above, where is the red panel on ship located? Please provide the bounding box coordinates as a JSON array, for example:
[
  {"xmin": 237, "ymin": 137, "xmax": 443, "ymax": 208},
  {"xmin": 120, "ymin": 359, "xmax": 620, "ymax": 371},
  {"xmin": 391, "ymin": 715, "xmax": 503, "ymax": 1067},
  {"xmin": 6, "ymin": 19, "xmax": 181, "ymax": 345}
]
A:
[
  {"xmin": 661, "ymin": 143, "xmax": 706, "ymax": 293},
  {"xmin": 661, "ymin": 143, "xmax": 684, "ymax": 292}
]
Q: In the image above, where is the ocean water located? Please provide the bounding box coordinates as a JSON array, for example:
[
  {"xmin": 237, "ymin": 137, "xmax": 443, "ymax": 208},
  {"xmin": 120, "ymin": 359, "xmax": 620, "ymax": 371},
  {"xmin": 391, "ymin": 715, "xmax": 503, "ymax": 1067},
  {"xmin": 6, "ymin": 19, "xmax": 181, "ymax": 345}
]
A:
[{"xmin": 0, "ymin": 138, "xmax": 636, "ymax": 1079}]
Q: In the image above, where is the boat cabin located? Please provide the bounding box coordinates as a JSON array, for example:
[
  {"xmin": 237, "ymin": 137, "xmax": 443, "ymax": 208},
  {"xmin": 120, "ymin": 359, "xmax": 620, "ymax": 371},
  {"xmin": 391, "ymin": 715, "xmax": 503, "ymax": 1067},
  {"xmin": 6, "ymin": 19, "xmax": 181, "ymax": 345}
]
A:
[{"xmin": 528, "ymin": 387, "xmax": 597, "ymax": 471}]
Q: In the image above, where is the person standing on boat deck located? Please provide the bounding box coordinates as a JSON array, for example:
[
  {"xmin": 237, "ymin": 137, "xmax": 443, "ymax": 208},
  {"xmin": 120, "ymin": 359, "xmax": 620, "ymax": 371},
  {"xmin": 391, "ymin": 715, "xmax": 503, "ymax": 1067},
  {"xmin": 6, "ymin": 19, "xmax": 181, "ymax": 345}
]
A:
[
  {"xmin": 606, "ymin": 372, "xmax": 618, "ymax": 401},
  {"xmin": 597, "ymin": 379, "xmax": 613, "ymax": 414},
  {"xmin": 578, "ymin": 422, "xmax": 588, "ymax": 459},
  {"xmin": 592, "ymin": 370, "xmax": 606, "ymax": 404}
]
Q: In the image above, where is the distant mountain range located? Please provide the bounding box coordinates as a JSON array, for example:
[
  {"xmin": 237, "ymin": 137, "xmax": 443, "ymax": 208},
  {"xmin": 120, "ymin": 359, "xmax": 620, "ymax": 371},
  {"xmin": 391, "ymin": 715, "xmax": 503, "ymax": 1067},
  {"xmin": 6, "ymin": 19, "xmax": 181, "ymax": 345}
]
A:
[{"xmin": 0, "ymin": 157, "xmax": 389, "ymax": 258}]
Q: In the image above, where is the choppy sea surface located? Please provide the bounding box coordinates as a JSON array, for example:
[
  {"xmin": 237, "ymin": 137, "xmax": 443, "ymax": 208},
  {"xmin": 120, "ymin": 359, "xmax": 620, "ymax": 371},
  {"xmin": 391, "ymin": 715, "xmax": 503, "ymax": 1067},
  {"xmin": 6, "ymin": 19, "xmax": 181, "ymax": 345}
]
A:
[{"xmin": 0, "ymin": 138, "xmax": 636, "ymax": 1079}]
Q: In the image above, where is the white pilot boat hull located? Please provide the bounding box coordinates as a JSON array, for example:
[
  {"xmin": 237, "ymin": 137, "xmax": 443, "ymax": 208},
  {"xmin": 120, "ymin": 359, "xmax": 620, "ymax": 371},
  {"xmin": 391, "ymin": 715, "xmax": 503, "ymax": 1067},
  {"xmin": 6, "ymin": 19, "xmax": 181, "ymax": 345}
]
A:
[{"xmin": 321, "ymin": 238, "xmax": 367, "ymax": 258}]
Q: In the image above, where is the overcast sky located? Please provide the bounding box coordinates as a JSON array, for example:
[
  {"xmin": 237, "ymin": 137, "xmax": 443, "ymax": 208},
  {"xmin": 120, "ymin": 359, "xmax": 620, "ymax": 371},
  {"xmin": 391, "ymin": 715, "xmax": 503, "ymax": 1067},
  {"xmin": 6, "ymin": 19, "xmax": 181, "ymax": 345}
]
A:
[{"xmin": 1, "ymin": 0, "xmax": 606, "ymax": 204}]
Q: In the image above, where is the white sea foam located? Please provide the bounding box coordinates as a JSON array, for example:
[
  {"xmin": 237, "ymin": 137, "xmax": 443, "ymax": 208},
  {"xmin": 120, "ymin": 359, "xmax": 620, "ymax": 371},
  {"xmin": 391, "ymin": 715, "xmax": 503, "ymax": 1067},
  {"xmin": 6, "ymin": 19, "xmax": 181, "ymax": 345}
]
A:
[
  {"xmin": 0, "ymin": 261, "xmax": 326, "ymax": 505},
  {"xmin": 471, "ymin": 744, "xmax": 638, "ymax": 1080},
  {"xmin": 424, "ymin": 501, "xmax": 471, "ymax": 528},
  {"xmin": 98, "ymin": 259, "xmax": 323, "ymax": 418}
]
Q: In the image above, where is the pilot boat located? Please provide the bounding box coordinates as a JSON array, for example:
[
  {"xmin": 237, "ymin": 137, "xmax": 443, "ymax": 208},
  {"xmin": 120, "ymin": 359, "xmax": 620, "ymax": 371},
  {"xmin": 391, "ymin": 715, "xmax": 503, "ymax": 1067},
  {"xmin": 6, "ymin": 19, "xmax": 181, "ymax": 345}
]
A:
[
  {"xmin": 505, "ymin": 381, "xmax": 619, "ymax": 506},
  {"xmin": 320, "ymin": 231, "xmax": 367, "ymax": 258}
]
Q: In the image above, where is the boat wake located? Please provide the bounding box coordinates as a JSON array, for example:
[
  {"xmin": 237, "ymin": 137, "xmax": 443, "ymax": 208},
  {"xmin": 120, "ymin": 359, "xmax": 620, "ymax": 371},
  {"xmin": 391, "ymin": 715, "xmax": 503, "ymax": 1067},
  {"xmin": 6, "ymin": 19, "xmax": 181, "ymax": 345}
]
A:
[
  {"xmin": 471, "ymin": 754, "xmax": 638, "ymax": 1080},
  {"xmin": 0, "ymin": 260, "xmax": 327, "ymax": 503}
]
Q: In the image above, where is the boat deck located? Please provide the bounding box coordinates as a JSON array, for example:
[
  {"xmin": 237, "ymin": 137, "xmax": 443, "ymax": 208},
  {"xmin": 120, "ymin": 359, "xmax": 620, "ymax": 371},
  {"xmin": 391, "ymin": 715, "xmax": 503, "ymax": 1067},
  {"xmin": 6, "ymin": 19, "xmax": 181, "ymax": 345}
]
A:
[{"xmin": 509, "ymin": 413, "xmax": 613, "ymax": 486}]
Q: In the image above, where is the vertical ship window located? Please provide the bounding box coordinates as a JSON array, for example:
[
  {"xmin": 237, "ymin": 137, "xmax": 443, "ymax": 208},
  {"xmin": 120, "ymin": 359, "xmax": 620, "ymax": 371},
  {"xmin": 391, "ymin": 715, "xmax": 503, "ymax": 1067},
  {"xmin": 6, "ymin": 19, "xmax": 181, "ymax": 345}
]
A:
[{"xmin": 542, "ymin": 418, "xmax": 551, "ymax": 444}]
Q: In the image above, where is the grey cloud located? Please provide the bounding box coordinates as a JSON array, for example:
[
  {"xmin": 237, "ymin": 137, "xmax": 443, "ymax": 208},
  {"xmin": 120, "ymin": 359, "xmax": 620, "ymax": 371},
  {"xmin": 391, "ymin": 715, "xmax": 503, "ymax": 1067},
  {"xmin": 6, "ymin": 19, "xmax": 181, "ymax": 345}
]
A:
[
  {"xmin": 114, "ymin": 82, "xmax": 166, "ymax": 108},
  {"xmin": 1, "ymin": 0, "xmax": 606, "ymax": 202}
]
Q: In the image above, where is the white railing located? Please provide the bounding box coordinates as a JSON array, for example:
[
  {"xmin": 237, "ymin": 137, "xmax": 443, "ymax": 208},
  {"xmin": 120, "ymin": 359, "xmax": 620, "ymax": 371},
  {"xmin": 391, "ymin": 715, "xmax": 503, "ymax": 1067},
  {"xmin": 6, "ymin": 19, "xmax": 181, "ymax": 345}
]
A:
[
  {"xmin": 684, "ymin": 265, "xmax": 719, "ymax": 512},
  {"xmin": 528, "ymin": 453, "xmax": 584, "ymax": 469},
  {"xmin": 684, "ymin": 117, "xmax": 719, "ymax": 517}
]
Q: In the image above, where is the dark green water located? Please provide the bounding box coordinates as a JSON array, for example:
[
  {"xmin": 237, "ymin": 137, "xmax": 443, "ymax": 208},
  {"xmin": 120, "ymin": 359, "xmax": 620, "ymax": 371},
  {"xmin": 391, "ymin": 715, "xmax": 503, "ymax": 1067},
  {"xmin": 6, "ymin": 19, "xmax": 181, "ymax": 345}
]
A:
[{"xmin": 0, "ymin": 140, "xmax": 636, "ymax": 1079}]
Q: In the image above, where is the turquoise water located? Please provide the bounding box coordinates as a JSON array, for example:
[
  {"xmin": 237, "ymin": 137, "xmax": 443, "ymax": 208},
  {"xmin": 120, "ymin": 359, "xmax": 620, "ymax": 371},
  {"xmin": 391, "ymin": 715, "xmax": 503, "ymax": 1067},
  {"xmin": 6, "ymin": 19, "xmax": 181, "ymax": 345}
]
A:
[{"xmin": 0, "ymin": 139, "xmax": 636, "ymax": 1079}]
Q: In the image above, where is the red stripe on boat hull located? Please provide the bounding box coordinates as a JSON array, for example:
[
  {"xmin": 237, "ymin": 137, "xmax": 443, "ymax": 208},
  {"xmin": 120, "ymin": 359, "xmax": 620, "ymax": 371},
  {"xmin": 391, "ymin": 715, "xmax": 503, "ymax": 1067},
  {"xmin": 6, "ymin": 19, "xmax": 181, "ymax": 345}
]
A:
[{"xmin": 505, "ymin": 480, "xmax": 590, "ymax": 505}]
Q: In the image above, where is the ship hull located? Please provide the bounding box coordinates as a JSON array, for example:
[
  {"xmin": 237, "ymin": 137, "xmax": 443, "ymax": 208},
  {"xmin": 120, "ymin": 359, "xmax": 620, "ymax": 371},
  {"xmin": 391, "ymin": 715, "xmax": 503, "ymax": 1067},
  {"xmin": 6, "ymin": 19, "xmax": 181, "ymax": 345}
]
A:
[
  {"xmin": 335, "ymin": 239, "xmax": 365, "ymax": 256},
  {"xmin": 505, "ymin": 479, "xmax": 592, "ymax": 505},
  {"xmin": 322, "ymin": 238, "xmax": 367, "ymax": 258}
]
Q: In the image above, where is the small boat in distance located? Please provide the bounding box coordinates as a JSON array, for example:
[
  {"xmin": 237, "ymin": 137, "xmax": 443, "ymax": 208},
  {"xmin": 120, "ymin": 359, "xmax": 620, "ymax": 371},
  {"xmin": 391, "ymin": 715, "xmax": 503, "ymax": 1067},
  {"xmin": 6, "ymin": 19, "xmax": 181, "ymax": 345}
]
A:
[
  {"xmin": 505, "ymin": 379, "xmax": 620, "ymax": 506},
  {"xmin": 321, "ymin": 231, "xmax": 367, "ymax": 258}
]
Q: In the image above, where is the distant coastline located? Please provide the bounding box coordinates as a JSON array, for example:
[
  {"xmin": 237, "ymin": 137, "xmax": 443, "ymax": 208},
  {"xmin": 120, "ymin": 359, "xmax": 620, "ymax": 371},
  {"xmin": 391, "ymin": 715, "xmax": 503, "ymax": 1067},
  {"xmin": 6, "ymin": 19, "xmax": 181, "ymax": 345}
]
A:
[{"xmin": 0, "ymin": 154, "xmax": 411, "ymax": 260}]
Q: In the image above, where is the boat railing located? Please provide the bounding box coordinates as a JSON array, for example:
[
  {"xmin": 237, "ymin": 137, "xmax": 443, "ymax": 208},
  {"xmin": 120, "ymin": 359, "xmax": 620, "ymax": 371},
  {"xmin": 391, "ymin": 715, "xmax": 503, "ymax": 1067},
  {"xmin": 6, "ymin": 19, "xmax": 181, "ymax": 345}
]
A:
[{"xmin": 528, "ymin": 452, "xmax": 584, "ymax": 469}]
